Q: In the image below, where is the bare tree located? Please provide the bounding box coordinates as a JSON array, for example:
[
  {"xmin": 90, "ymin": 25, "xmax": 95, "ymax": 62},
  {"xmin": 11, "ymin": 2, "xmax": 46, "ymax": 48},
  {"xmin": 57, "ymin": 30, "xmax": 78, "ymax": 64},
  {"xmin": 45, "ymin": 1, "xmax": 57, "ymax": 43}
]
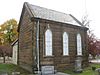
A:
[
  {"xmin": 81, "ymin": 15, "xmax": 90, "ymax": 27},
  {"xmin": 81, "ymin": 15, "xmax": 98, "ymax": 58}
]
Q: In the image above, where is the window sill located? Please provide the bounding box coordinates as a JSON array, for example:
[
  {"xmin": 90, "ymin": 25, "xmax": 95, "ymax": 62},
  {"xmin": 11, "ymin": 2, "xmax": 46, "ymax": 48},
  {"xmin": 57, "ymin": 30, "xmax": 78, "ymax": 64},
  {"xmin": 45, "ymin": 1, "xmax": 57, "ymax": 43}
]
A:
[
  {"xmin": 76, "ymin": 55, "xmax": 83, "ymax": 57},
  {"xmin": 43, "ymin": 55, "xmax": 54, "ymax": 58},
  {"xmin": 63, "ymin": 55, "xmax": 69, "ymax": 57}
]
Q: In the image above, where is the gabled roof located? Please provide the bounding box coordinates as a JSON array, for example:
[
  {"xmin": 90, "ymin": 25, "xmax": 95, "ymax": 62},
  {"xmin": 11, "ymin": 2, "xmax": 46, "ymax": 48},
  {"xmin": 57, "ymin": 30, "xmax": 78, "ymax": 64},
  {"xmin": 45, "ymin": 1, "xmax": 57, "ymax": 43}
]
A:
[{"xmin": 25, "ymin": 2, "xmax": 82, "ymax": 26}]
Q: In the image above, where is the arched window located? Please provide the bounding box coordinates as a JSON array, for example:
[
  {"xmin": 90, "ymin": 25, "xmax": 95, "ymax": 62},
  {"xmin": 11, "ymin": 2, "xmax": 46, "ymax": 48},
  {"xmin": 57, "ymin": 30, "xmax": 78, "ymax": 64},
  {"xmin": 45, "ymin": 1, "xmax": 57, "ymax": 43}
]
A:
[
  {"xmin": 45, "ymin": 29, "xmax": 52, "ymax": 56},
  {"xmin": 77, "ymin": 33, "xmax": 82, "ymax": 55},
  {"xmin": 63, "ymin": 32, "xmax": 69, "ymax": 55}
]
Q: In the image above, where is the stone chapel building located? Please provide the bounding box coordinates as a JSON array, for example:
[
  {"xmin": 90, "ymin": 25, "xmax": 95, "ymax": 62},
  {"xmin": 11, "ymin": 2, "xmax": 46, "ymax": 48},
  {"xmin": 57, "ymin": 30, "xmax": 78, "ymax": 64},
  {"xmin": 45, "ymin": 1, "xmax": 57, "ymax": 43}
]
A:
[{"xmin": 18, "ymin": 2, "xmax": 88, "ymax": 73}]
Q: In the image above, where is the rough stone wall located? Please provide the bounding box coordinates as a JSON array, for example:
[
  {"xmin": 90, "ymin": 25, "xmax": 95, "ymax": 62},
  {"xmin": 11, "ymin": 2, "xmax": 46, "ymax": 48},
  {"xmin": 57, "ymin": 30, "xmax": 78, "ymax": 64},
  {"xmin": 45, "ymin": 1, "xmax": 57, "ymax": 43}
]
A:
[
  {"xmin": 39, "ymin": 20, "xmax": 88, "ymax": 71},
  {"xmin": 18, "ymin": 9, "xmax": 88, "ymax": 72},
  {"xmin": 18, "ymin": 8, "xmax": 34, "ymax": 72}
]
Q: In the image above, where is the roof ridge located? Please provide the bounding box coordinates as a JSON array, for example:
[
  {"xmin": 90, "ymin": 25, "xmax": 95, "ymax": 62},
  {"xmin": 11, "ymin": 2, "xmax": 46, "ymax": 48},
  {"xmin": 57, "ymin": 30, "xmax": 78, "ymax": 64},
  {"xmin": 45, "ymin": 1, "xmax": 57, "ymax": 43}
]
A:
[{"xmin": 24, "ymin": 2, "xmax": 34, "ymax": 17}]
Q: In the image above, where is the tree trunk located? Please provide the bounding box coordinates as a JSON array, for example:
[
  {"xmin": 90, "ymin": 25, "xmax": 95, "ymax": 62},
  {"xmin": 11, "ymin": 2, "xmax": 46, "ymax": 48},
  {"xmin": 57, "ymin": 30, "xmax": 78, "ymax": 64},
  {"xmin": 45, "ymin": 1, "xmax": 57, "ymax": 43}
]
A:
[{"xmin": 3, "ymin": 53, "xmax": 6, "ymax": 63}]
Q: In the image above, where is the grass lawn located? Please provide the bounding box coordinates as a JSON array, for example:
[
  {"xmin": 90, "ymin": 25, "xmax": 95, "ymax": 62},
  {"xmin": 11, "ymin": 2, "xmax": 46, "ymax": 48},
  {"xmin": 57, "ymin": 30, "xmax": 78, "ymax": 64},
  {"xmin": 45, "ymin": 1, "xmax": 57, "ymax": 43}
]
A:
[
  {"xmin": 0, "ymin": 63, "xmax": 100, "ymax": 75},
  {"xmin": 64, "ymin": 63, "xmax": 100, "ymax": 75},
  {"xmin": 0, "ymin": 64, "xmax": 32, "ymax": 75}
]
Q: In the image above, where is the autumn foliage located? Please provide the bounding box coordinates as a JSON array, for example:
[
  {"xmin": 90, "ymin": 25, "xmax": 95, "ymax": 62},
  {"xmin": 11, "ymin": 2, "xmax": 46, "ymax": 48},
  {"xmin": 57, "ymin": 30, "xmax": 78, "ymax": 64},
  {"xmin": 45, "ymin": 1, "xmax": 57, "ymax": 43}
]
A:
[
  {"xmin": 0, "ymin": 45, "xmax": 12, "ymax": 57},
  {"xmin": 0, "ymin": 19, "xmax": 18, "ymax": 45},
  {"xmin": 88, "ymin": 31, "xmax": 100, "ymax": 58},
  {"xmin": 0, "ymin": 19, "xmax": 18, "ymax": 63}
]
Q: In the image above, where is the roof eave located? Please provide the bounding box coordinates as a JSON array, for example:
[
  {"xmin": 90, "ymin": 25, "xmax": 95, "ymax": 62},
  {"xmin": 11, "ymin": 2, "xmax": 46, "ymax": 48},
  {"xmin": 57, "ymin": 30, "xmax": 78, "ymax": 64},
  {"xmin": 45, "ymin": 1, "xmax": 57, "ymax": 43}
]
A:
[
  {"xmin": 11, "ymin": 39, "xmax": 18, "ymax": 46},
  {"xmin": 33, "ymin": 17, "xmax": 88, "ymax": 29}
]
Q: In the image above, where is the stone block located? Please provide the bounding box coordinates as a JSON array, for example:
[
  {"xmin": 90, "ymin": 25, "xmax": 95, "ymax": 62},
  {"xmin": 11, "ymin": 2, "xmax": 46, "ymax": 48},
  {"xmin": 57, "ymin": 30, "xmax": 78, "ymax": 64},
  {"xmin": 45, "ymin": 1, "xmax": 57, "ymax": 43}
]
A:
[{"xmin": 41, "ymin": 66, "xmax": 54, "ymax": 74}]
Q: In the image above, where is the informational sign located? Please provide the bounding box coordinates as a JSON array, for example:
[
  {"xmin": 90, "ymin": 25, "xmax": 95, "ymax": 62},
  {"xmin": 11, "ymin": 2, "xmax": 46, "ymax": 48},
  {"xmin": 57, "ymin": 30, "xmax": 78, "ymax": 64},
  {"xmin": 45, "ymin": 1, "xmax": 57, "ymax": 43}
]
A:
[{"xmin": 41, "ymin": 66, "xmax": 54, "ymax": 74}]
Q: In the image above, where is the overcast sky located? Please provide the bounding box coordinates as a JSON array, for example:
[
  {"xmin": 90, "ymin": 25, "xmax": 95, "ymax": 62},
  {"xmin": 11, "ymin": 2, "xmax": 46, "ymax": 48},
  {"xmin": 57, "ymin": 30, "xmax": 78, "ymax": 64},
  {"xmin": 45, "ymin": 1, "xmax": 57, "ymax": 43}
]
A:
[{"xmin": 0, "ymin": 0, "xmax": 100, "ymax": 39}]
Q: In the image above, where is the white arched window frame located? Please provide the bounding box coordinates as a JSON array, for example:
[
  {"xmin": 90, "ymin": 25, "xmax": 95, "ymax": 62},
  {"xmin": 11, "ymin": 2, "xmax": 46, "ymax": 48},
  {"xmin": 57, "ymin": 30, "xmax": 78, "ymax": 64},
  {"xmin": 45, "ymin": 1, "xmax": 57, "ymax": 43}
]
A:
[
  {"xmin": 77, "ymin": 33, "xmax": 82, "ymax": 55},
  {"xmin": 63, "ymin": 32, "xmax": 69, "ymax": 55},
  {"xmin": 45, "ymin": 29, "xmax": 52, "ymax": 56}
]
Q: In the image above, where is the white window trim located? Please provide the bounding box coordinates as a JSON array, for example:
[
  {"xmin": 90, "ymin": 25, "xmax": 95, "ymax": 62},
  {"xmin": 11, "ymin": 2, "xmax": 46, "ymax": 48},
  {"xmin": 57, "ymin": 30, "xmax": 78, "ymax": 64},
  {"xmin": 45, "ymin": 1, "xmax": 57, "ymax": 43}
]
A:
[
  {"xmin": 77, "ymin": 33, "xmax": 82, "ymax": 55},
  {"xmin": 63, "ymin": 32, "xmax": 69, "ymax": 56},
  {"xmin": 45, "ymin": 29, "xmax": 52, "ymax": 56}
]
